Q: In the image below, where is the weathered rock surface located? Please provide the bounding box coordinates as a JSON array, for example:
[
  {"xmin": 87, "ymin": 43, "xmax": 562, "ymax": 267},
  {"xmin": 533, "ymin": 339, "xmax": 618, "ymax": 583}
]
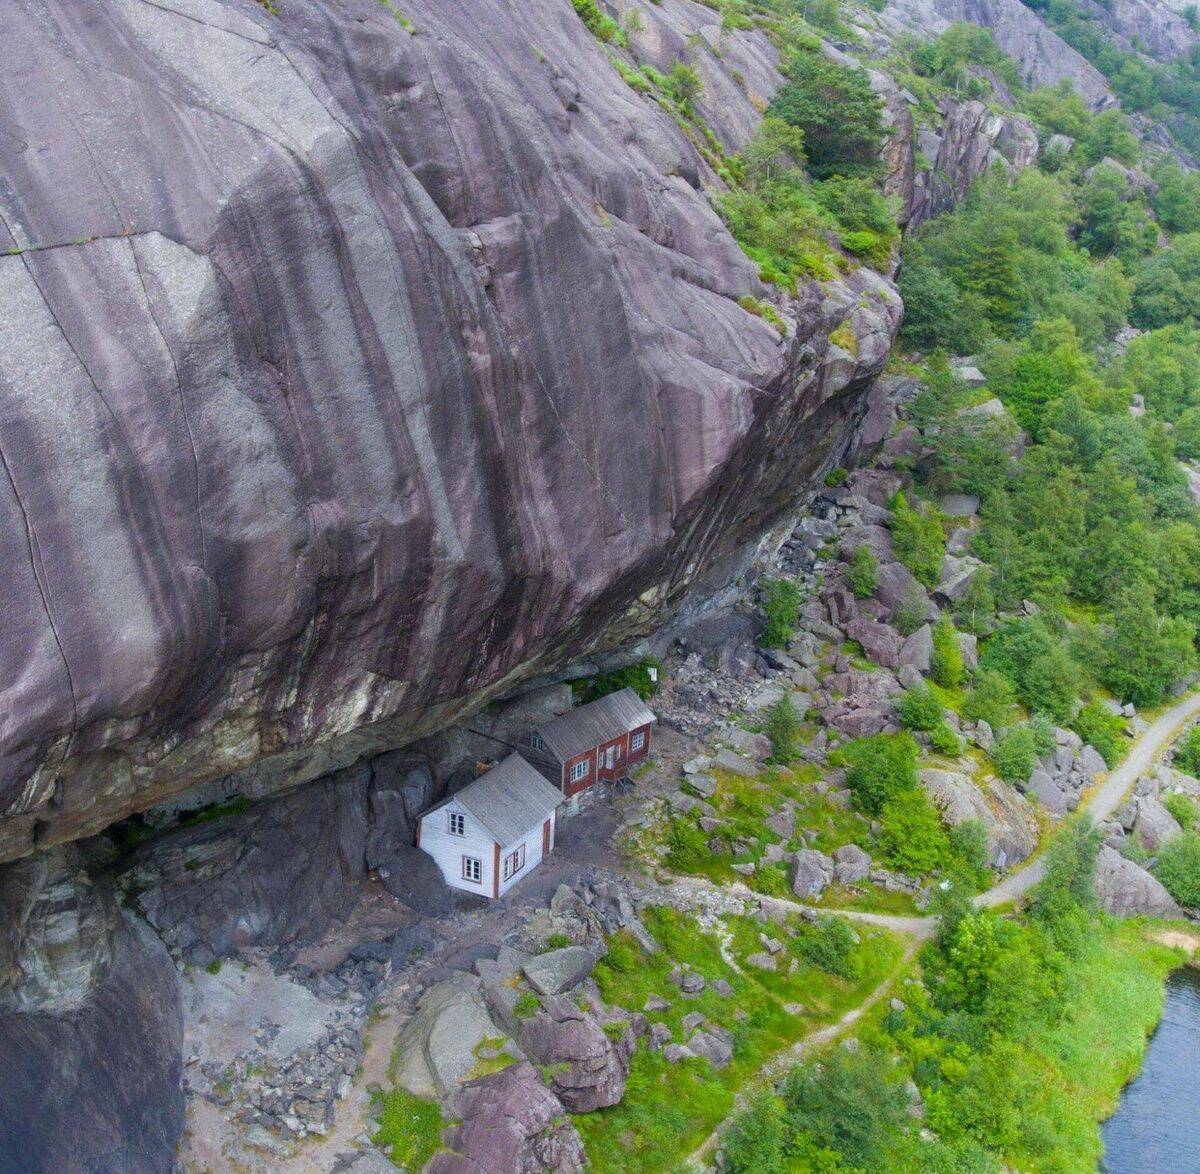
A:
[
  {"xmin": 430, "ymin": 1061, "xmax": 587, "ymax": 1174},
  {"xmin": 0, "ymin": 848, "xmax": 184, "ymax": 1173},
  {"xmin": 0, "ymin": 0, "xmax": 900, "ymax": 863},
  {"xmin": 514, "ymin": 993, "xmax": 631, "ymax": 1112},
  {"xmin": 394, "ymin": 973, "xmax": 516, "ymax": 1100},
  {"xmin": 522, "ymin": 947, "xmax": 596, "ymax": 997},
  {"xmin": 1094, "ymin": 845, "xmax": 1184, "ymax": 918},
  {"xmin": 790, "ymin": 848, "xmax": 835, "ymax": 899},
  {"xmin": 920, "ymin": 767, "xmax": 1037, "ymax": 867}
]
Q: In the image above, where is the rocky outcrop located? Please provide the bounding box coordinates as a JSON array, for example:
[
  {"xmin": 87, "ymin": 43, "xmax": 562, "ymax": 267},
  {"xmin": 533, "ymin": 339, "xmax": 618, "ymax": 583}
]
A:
[
  {"xmin": 1077, "ymin": 0, "xmax": 1198, "ymax": 63},
  {"xmin": 0, "ymin": 848, "xmax": 183, "ymax": 1173},
  {"xmin": 881, "ymin": 0, "xmax": 1113, "ymax": 106},
  {"xmin": 877, "ymin": 84, "xmax": 1040, "ymax": 227},
  {"xmin": 0, "ymin": 0, "xmax": 900, "ymax": 865},
  {"xmin": 430, "ymin": 1061, "xmax": 587, "ymax": 1174}
]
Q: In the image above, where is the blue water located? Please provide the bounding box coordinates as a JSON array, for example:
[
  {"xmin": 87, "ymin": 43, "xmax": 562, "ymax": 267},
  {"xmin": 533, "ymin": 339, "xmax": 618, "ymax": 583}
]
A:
[{"xmin": 1100, "ymin": 965, "xmax": 1200, "ymax": 1173}]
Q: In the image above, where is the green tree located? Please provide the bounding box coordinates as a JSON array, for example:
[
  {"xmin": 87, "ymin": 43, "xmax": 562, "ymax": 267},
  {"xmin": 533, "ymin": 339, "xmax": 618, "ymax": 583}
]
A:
[
  {"xmin": 962, "ymin": 669, "xmax": 1017, "ymax": 731},
  {"xmin": 767, "ymin": 50, "xmax": 885, "ymax": 179},
  {"xmin": 847, "ymin": 543, "xmax": 879, "ymax": 597},
  {"xmin": 760, "ymin": 577, "xmax": 802, "ymax": 648},
  {"xmin": 840, "ymin": 732, "xmax": 919, "ymax": 816},
  {"xmin": 890, "ymin": 490, "xmax": 946, "ymax": 588},
  {"xmin": 1153, "ymin": 832, "xmax": 1200, "ymax": 907},
  {"xmin": 897, "ymin": 682, "xmax": 945, "ymax": 731},
  {"xmin": 992, "ymin": 726, "xmax": 1038, "ymax": 782},
  {"xmin": 931, "ymin": 615, "xmax": 965, "ymax": 688},
  {"xmin": 1099, "ymin": 583, "xmax": 1196, "ymax": 706},
  {"xmin": 878, "ymin": 790, "xmax": 952, "ymax": 874},
  {"xmin": 765, "ymin": 693, "xmax": 801, "ymax": 764}
]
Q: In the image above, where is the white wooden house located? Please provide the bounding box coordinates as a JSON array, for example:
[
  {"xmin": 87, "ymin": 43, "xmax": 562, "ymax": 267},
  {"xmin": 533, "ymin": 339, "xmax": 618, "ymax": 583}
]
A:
[{"xmin": 416, "ymin": 753, "xmax": 562, "ymax": 899}]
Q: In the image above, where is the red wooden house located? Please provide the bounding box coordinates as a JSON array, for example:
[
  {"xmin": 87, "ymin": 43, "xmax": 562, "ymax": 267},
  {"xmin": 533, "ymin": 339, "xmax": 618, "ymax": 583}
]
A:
[{"xmin": 521, "ymin": 686, "xmax": 657, "ymax": 800}]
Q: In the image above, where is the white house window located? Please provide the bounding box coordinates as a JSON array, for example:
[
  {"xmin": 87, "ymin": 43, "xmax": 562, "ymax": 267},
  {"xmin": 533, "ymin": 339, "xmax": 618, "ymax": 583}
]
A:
[
  {"xmin": 448, "ymin": 811, "xmax": 465, "ymax": 836},
  {"xmin": 530, "ymin": 733, "xmax": 547, "ymax": 752},
  {"xmin": 503, "ymin": 844, "xmax": 526, "ymax": 880},
  {"xmin": 631, "ymin": 730, "xmax": 645, "ymax": 752},
  {"xmin": 461, "ymin": 855, "xmax": 482, "ymax": 883},
  {"xmin": 569, "ymin": 759, "xmax": 589, "ymax": 784}
]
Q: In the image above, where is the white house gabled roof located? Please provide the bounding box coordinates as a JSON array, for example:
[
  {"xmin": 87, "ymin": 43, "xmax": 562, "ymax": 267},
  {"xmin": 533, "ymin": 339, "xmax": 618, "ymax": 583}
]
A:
[
  {"xmin": 425, "ymin": 753, "xmax": 561, "ymax": 846},
  {"xmin": 534, "ymin": 687, "xmax": 657, "ymax": 761}
]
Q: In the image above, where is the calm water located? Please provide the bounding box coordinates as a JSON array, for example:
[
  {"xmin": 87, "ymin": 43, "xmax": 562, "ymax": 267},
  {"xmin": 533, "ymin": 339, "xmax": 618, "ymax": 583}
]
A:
[{"xmin": 1100, "ymin": 966, "xmax": 1200, "ymax": 1173}]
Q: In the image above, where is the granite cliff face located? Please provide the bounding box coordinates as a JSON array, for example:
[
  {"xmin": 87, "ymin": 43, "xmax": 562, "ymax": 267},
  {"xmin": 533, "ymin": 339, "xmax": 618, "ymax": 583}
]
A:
[{"xmin": 0, "ymin": 0, "xmax": 901, "ymax": 862}]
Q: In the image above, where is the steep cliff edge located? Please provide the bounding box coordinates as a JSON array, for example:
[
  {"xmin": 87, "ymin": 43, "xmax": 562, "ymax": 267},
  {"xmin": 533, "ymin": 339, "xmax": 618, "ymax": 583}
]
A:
[{"xmin": 0, "ymin": 0, "xmax": 901, "ymax": 862}]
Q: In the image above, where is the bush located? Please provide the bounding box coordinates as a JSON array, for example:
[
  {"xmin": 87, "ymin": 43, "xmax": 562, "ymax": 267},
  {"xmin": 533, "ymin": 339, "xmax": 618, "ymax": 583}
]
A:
[
  {"xmin": 796, "ymin": 916, "xmax": 861, "ymax": 978},
  {"xmin": 723, "ymin": 1093, "xmax": 787, "ymax": 1174},
  {"xmin": 574, "ymin": 658, "xmax": 660, "ymax": 703},
  {"xmin": 894, "ymin": 585, "xmax": 931, "ymax": 637},
  {"xmin": 1071, "ymin": 702, "xmax": 1125, "ymax": 767},
  {"xmin": 840, "ymin": 732, "xmax": 919, "ymax": 816},
  {"xmin": 664, "ymin": 818, "xmax": 709, "ymax": 872},
  {"xmin": 1163, "ymin": 792, "xmax": 1198, "ymax": 831},
  {"xmin": 1174, "ymin": 725, "xmax": 1200, "ymax": 777},
  {"xmin": 373, "ymin": 1088, "xmax": 444, "ymax": 1169},
  {"xmin": 929, "ymin": 722, "xmax": 964, "ymax": 756},
  {"xmin": 569, "ymin": 0, "xmax": 624, "ymax": 43},
  {"xmin": 890, "ymin": 491, "xmax": 946, "ymax": 588},
  {"xmin": 962, "ymin": 670, "xmax": 1017, "ymax": 731},
  {"xmin": 765, "ymin": 694, "xmax": 801, "ymax": 764},
  {"xmin": 897, "ymin": 682, "xmax": 944, "ymax": 732},
  {"xmin": 847, "ymin": 544, "xmax": 879, "ymax": 598},
  {"xmin": 931, "ymin": 615, "xmax": 965, "ymax": 688},
  {"xmin": 760, "ymin": 577, "xmax": 802, "ymax": 649},
  {"xmin": 992, "ymin": 727, "xmax": 1038, "ymax": 783},
  {"xmin": 878, "ymin": 790, "xmax": 952, "ymax": 874},
  {"xmin": 781, "ymin": 1047, "xmax": 909, "ymax": 1170},
  {"xmin": 1152, "ymin": 832, "xmax": 1200, "ymax": 907},
  {"xmin": 980, "ymin": 617, "xmax": 1079, "ymax": 723}
]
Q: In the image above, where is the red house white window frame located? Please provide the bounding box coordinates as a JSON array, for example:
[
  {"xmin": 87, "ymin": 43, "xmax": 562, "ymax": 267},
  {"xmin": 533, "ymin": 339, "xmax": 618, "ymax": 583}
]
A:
[
  {"xmin": 569, "ymin": 759, "xmax": 589, "ymax": 784},
  {"xmin": 631, "ymin": 730, "xmax": 645, "ymax": 752}
]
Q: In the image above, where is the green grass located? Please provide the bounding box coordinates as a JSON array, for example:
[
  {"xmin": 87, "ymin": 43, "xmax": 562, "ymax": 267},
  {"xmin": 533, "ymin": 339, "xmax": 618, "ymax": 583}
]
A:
[
  {"xmin": 372, "ymin": 1087, "xmax": 445, "ymax": 1168},
  {"xmin": 1008, "ymin": 921, "xmax": 1186, "ymax": 1171},
  {"xmin": 579, "ymin": 907, "xmax": 902, "ymax": 1172}
]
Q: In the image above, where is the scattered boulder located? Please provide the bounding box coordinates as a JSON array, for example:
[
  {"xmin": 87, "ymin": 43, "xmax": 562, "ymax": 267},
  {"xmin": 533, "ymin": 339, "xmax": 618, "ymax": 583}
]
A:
[
  {"xmin": 833, "ymin": 844, "xmax": 872, "ymax": 884},
  {"xmin": 688, "ymin": 1027, "xmax": 734, "ymax": 1069},
  {"xmin": 1128, "ymin": 797, "xmax": 1182, "ymax": 853},
  {"xmin": 845, "ymin": 619, "xmax": 902, "ymax": 669},
  {"xmin": 899, "ymin": 625, "xmax": 933, "ymax": 673},
  {"xmin": 789, "ymin": 849, "xmax": 834, "ymax": 900},
  {"xmin": 713, "ymin": 748, "xmax": 759, "ymax": 778},
  {"xmin": 745, "ymin": 952, "xmax": 777, "ymax": 972},
  {"xmin": 1079, "ymin": 745, "xmax": 1108, "ymax": 779},
  {"xmin": 522, "ymin": 948, "xmax": 596, "ymax": 997}
]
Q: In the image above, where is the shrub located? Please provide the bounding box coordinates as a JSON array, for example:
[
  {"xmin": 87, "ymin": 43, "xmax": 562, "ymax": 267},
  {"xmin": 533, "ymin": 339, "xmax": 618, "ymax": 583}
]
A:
[
  {"xmin": 929, "ymin": 722, "xmax": 964, "ymax": 756},
  {"xmin": 890, "ymin": 491, "xmax": 946, "ymax": 588},
  {"xmin": 894, "ymin": 585, "xmax": 930, "ymax": 637},
  {"xmin": 948, "ymin": 819, "xmax": 991, "ymax": 884},
  {"xmin": 796, "ymin": 916, "xmax": 860, "ymax": 978},
  {"xmin": 1175, "ymin": 725, "xmax": 1200, "ymax": 777},
  {"xmin": 574, "ymin": 658, "xmax": 660, "ymax": 703},
  {"xmin": 1028, "ymin": 712, "xmax": 1056, "ymax": 757},
  {"xmin": 1071, "ymin": 702, "xmax": 1125, "ymax": 767},
  {"xmin": 781, "ymin": 1047, "xmax": 909, "ymax": 1170},
  {"xmin": 1163, "ymin": 792, "xmax": 1198, "ymax": 831},
  {"xmin": 897, "ymin": 682, "xmax": 944, "ymax": 732},
  {"xmin": 980, "ymin": 617, "xmax": 1079, "ymax": 723},
  {"xmin": 992, "ymin": 727, "xmax": 1038, "ymax": 783},
  {"xmin": 664, "ymin": 818, "xmax": 709, "ymax": 871},
  {"xmin": 723, "ymin": 1092, "xmax": 788, "ymax": 1174},
  {"xmin": 962, "ymin": 669, "xmax": 1017, "ymax": 731},
  {"xmin": 765, "ymin": 693, "xmax": 801, "ymax": 764},
  {"xmin": 373, "ymin": 1088, "xmax": 444, "ymax": 1169},
  {"xmin": 1152, "ymin": 832, "xmax": 1200, "ymax": 907},
  {"xmin": 840, "ymin": 732, "xmax": 919, "ymax": 816},
  {"xmin": 570, "ymin": 0, "xmax": 624, "ymax": 43},
  {"xmin": 760, "ymin": 577, "xmax": 802, "ymax": 648},
  {"xmin": 847, "ymin": 544, "xmax": 878, "ymax": 598},
  {"xmin": 878, "ymin": 790, "xmax": 952, "ymax": 874},
  {"xmin": 931, "ymin": 615, "xmax": 965, "ymax": 688}
]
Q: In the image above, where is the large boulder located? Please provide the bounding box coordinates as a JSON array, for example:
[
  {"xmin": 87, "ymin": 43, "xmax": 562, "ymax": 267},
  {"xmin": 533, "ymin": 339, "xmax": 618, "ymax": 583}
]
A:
[
  {"xmin": 393, "ymin": 973, "xmax": 515, "ymax": 1100},
  {"xmin": 522, "ymin": 948, "xmax": 596, "ymax": 997},
  {"xmin": 430, "ymin": 1061, "xmax": 586, "ymax": 1174},
  {"xmin": 1128, "ymin": 797, "xmax": 1182, "ymax": 854},
  {"xmin": 899, "ymin": 625, "xmax": 933, "ymax": 674},
  {"xmin": 0, "ymin": 848, "xmax": 184, "ymax": 1173},
  {"xmin": 1094, "ymin": 846, "xmax": 1183, "ymax": 919},
  {"xmin": 789, "ymin": 849, "xmax": 835, "ymax": 900},
  {"xmin": 0, "ymin": 0, "xmax": 901, "ymax": 865},
  {"xmin": 514, "ymin": 995, "xmax": 631, "ymax": 1113},
  {"xmin": 845, "ymin": 619, "xmax": 902, "ymax": 669},
  {"xmin": 833, "ymin": 844, "xmax": 872, "ymax": 884}
]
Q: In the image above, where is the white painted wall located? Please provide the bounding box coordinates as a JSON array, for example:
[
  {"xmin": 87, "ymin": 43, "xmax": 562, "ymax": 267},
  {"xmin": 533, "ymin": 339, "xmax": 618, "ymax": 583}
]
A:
[
  {"xmin": 418, "ymin": 798, "xmax": 495, "ymax": 897},
  {"xmin": 496, "ymin": 811, "xmax": 556, "ymax": 898}
]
